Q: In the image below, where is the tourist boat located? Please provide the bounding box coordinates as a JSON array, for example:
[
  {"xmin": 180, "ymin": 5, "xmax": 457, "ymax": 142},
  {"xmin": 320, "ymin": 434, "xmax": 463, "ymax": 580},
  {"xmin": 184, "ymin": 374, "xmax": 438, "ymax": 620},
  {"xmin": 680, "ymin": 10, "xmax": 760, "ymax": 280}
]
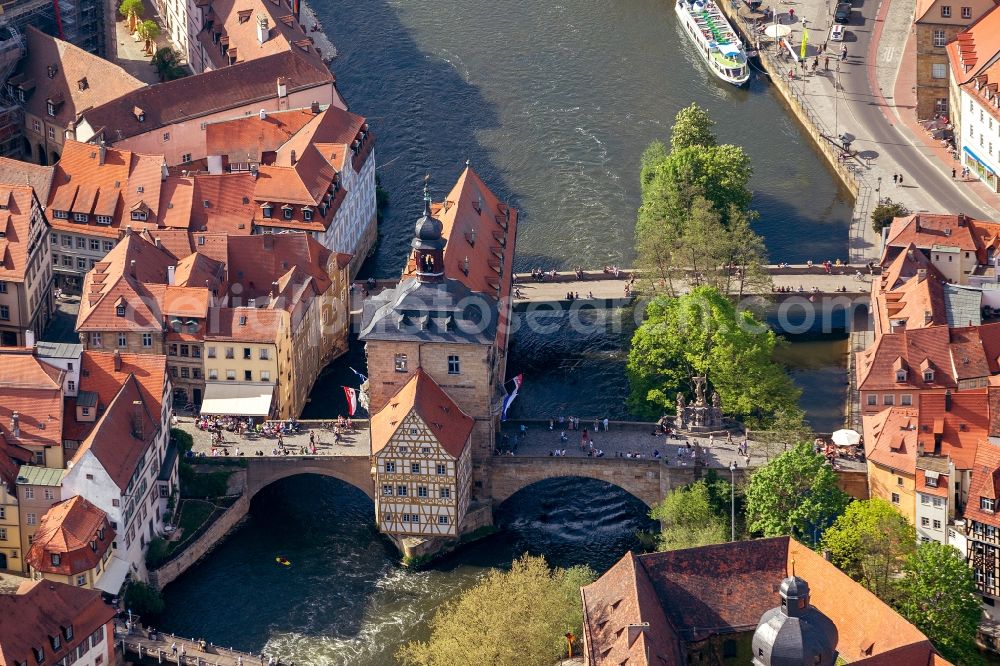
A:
[{"xmin": 675, "ymin": 0, "xmax": 750, "ymax": 86}]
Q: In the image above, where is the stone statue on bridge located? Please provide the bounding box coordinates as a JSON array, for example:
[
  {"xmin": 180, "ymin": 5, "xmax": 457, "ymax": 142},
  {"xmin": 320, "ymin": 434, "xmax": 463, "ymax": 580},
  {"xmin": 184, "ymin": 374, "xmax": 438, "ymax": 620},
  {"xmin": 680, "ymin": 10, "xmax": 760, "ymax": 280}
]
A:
[{"xmin": 674, "ymin": 377, "xmax": 723, "ymax": 433}]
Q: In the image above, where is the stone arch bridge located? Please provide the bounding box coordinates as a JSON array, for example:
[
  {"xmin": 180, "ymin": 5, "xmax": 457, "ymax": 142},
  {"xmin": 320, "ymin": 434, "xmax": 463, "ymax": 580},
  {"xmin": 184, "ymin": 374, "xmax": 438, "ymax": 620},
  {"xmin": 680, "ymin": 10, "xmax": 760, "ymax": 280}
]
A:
[
  {"xmin": 486, "ymin": 456, "xmax": 751, "ymax": 508},
  {"xmin": 244, "ymin": 455, "xmax": 374, "ymax": 500}
]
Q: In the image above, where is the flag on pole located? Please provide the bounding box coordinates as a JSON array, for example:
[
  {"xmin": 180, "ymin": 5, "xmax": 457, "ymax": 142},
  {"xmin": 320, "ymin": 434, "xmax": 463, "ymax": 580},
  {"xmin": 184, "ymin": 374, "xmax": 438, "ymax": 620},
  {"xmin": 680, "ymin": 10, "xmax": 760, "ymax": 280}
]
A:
[
  {"xmin": 501, "ymin": 374, "xmax": 523, "ymax": 421},
  {"xmin": 800, "ymin": 26, "xmax": 808, "ymax": 60},
  {"xmin": 349, "ymin": 367, "xmax": 368, "ymax": 383},
  {"xmin": 343, "ymin": 387, "xmax": 358, "ymax": 416}
]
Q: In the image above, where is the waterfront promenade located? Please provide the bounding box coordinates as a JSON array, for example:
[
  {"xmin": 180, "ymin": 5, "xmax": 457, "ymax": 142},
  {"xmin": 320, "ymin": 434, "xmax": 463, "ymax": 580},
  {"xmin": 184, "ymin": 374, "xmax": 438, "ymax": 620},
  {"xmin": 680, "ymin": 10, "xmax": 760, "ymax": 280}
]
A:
[
  {"xmin": 117, "ymin": 621, "xmax": 268, "ymax": 666},
  {"xmin": 176, "ymin": 419, "xmax": 370, "ymax": 458}
]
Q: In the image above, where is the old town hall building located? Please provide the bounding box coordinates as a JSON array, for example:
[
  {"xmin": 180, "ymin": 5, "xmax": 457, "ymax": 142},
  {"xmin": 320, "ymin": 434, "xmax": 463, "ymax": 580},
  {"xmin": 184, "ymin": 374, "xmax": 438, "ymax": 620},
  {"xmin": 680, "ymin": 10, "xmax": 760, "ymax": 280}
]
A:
[{"xmin": 361, "ymin": 166, "xmax": 517, "ymax": 539}]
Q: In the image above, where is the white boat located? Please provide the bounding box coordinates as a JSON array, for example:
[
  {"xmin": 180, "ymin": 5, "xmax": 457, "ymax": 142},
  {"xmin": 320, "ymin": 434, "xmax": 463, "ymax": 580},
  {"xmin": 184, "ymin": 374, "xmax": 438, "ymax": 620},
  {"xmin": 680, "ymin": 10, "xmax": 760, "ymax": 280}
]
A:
[{"xmin": 675, "ymin": 0, "xmax": 750, "ymax": 86}]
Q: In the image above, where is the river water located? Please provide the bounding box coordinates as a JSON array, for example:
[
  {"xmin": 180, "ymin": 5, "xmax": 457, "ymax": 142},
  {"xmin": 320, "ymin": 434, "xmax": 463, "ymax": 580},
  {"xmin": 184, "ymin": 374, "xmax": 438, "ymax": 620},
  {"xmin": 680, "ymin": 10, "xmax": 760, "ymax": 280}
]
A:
[{"xmin": 160, "ymin": 0, "xmax": 855, "ymax": 660}]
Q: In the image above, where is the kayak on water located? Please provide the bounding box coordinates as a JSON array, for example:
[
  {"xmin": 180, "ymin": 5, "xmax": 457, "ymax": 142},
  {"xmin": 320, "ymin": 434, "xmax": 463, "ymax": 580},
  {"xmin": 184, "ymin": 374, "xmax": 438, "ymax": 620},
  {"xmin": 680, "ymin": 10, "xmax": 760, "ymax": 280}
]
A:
[{"xmin": 275, "ymin": 557, "xmax": 291, "ymax": 566}]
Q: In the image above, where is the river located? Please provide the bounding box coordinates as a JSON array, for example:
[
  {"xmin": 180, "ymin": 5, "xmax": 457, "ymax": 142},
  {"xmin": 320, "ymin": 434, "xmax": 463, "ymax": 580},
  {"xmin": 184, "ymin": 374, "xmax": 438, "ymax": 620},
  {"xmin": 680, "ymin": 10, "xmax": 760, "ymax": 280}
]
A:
[{"xmin": 160, "ymin": 0, "xmax": 855, "ymax": 660}]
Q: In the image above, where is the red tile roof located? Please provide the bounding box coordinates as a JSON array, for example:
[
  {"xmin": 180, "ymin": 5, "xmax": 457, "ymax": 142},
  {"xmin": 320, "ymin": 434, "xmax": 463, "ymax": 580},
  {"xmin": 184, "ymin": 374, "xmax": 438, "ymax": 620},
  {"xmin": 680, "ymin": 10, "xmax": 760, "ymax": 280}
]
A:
[
  {"xmin": 917, "ymin": 390, "xmax": 989, "ymax": 469},
  {"xmin": 0, "ymin": 580, "xmax": 114, "ymax": 666},
  {"xmin": 965, "ymin": 441, "xmax": 1000, "ymax": 527},
  {"xmin": 48, "ymin": 140, "xmax": 165, "ymax": 237},
  {"xmin": 404, "ymin": 167, "xmax": 517, "ymax": 302},
  {"xmin": 916, "ymin": 469, "xmax": 949, "ymax": 497},
  {"xmin": 81, "ymin": 51, "xmax": 334, "ymax": 142},
  {"xmin": 371, "ymin": 369, "xmax": 474, "ymax": 459},
  {"xmin": 16, "ymin": 26, "xmax": 143, "ymax": 129},
  {"xmin": 864, "ymin": 407, "xmax": 920, "ymax": 474},
  {"xmin": 948, "ymin": 5, "xmax": 1000, "ymax": 127},
  {"xmin": 206, "ymin": 108, "xmax": 315, "ymax": 162},
  {"xmin": 583, "ymin": 537, "xmax": 940, "ymax": 666},
  {"xmin": 26, "ymin": 496, "xmax": 114, "ymax": 575},
  {"xmin": 205, "ymin": 307, "xmax": 286, "ymax": 343},
  {"xmin": 0, "ymin": 186, "xmax": 45, "ymax": 284},
  {"xmin": 0, "ymin": 158, "xmax": 54, "ymax": 204},
  {"xmin": 71, "ymin": 374, "xmax": 160, "ymax": 491},
  {"xmin": 159, "ymin": 172, "xmax": 258, "ymax": 234},
  {"xmin": 873, "ymin": 245, "xmax": 947, "ymax": 335},
  {"xmin": 0, "ymin": 350, "xmax": 65, "ymax": 451},
  {"xmin": 79, "ymin": 350, "xmax": 167, "ymax": 419},
  {"xmin": 76, "ymin": 231, "xmax": 176, "ymax": 331},
  {"xmin": 884, "ymin": 213, "xmax": 979, "ymax": 256}
]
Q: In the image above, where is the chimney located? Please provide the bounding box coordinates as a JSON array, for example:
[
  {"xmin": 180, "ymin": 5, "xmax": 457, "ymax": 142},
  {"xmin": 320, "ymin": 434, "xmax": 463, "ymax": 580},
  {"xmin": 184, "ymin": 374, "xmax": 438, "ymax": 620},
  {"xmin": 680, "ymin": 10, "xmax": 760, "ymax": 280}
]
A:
[
  {"xmin": 310, "ymin": 100, "xmax": 320, "ymax": 114},
  {"xmin": 924, "ymin": 310, "xmax": 932, "ymax": 324},
  {"xmin": 907, "ymin": 249, "xmax": 915, "ymax": 261},
  {"xmin": 276, "ymin": 77, "xmax": 288, "ymax": 98},
  {"xmin": 945, "ymin": 390, "xmax": 952, "ymax": 412},
  {"xmin": 161, "ymin": 162, "xmax": 169, "ymax": 181},
  {"xmin": 257, "ymin": 15, "xmax": 269, "ymax": 44},
  {"xmin": 259, "ymin": 108, "xmax": 267, "ymax": 120},
  {"xmin": 916, "ymin": 268, "xmax": 926, "ymax": 282},
  {"xmin": 25, "ymin": 329, "xmax": 35, "ymax": 349},
  {"xmin": 958, "ymin": 213, "xmax": 968, "ymax": 227},
  {"xmin": 167, "ymin": 265, "xmax": 176, "ymax": 286},
  {"xmin": 944, "ymin": 228, "xmax": 952, "ymax": 236},
  {"xmin": 131, "ymin": 399, "xmax": 143, "ymax": 440},
  {"xmin": 98, "ymin": 139, "xmax": 106, "ymax": 166},
  {"xmin": 154, "ymin": 237, "xmax": 161, "ymax": 248},
  {"xmin": 129, "ymin": 260, "xmax": 136, "ymax": 277},
  {"xmin": 114, "ymin": 349, "xmax": 122, "ymax": 372},
  {"xmin": 290, "ymin": 149, "xmax": 296, "ymax": 166},
  {"xmin": 10, "ymin": 411, "xmax": 20, "ymax": 438}
]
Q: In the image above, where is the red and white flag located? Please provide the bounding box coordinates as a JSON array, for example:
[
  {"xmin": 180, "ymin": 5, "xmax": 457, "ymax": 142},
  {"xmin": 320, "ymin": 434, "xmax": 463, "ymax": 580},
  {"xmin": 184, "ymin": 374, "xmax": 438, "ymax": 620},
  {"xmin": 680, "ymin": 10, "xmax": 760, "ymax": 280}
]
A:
[{"xmin": 343, "ymin": 386, "xmax": 358, "ymax": 416}]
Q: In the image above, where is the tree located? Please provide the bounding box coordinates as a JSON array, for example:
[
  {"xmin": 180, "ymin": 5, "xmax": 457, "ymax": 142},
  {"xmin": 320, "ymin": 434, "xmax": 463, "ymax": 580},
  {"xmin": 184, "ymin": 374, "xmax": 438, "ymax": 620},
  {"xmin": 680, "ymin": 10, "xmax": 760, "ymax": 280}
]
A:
[
  {"xmin": 744, "ymin": 442, "xmax": 850, "ymax": 543},
  {"xmin": 821, "ymin": 499, "xmax": 916, "ymax": 601},
  {"xmin": 651, "ymin": 479, "xmax": 729, "ymax": 551},
  {"xmin": 669, "ymin": 103, "xmax": 717, "ymax": 152},
  {"xmin": 123, "ymin": 581, "xmax": 164, "ymax": 618},
  {"xmin": 750, "ymin": 405, "xmax": 810, "ymax": 462},
  {"xmin": 118, "ymin": 0, "xmax": 142, "ymax": 32},
  {"xmin": 151, "ymin": 47, "xmax": 187, "ymax": 81},
  {"xmin": 397, "ymin": 555, "xmax": 596, "ymax": 666},
  {"xmin": 137, "ymin": 19, "xmax": 160, "ymax": 54},
  {"xmin": 895, "ymin": 542, "xmax": 982, "ymax": 665},
  {"xmin": 636, "ymin": 142, "xmax": 753, "ymax": 238},
  {"xmin": 625, "ymin": 286, "xmax": 801, "ymax": 426},
  {"xmin": 870, "ymin": 199, "xmax": 908, "ymax": 234}
]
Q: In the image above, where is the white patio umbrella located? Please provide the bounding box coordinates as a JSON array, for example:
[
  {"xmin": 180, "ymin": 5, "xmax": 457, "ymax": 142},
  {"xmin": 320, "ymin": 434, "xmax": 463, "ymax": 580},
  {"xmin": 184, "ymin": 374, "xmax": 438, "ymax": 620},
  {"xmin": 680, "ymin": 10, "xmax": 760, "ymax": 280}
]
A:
[
  {"xmin": 763, "ymin": 23, "xmax": 791, "ymax": 39},
  {"xmin": 831, "ymin": 429, "xmax": 861, "ymax": 447}
]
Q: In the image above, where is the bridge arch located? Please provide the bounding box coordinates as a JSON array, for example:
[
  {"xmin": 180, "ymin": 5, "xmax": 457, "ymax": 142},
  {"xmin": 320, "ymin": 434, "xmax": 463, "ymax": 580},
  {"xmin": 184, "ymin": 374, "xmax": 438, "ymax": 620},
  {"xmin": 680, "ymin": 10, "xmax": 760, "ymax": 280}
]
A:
[
  {"xmin": 245, "ymin": 456, "xmax": 375, "ymax": 501},
  {"xmin": 487, "ymin": 457, "xmax": 664, "ymax": 509}
]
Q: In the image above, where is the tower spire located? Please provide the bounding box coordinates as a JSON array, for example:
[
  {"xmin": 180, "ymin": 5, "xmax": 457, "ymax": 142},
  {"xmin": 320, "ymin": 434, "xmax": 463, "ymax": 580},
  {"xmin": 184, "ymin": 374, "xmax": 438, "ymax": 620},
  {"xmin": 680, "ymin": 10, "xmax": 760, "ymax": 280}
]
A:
[{"xmin": 412, "ymin": 174, "xmax": 446, "ymax": 283}]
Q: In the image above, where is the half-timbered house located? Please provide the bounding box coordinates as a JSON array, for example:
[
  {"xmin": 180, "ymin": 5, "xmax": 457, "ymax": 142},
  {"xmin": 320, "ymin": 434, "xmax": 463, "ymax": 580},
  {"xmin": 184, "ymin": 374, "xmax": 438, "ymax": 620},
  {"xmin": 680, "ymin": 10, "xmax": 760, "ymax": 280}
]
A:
[{"xmin": 371, "ymin": 370, "xmax": 473, "ymax": 537}]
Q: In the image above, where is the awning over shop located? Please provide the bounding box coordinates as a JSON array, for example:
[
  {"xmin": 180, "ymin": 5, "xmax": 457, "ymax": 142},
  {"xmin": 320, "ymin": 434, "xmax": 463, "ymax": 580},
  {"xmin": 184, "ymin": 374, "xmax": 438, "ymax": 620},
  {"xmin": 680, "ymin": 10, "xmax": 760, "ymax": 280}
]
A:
[
  {"xmin": 200, "ymin": 382, "xmax": 275, "ymax": 417},
  {"xmin": 963, "ymin": 146, "xmax": 997, "ymax": 176},
  {"xmin": 94, "ymin": 556, "xmax": 130, "ymax": 594}
]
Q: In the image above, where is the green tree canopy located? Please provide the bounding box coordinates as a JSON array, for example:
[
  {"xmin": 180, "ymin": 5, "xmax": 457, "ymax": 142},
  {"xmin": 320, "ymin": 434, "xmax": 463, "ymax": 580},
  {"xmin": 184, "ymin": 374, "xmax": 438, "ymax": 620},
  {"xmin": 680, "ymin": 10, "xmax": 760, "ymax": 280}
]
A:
[
  {"xmin": 637, "ymin": 142, "xmax": 752, "ymax": 238},
  {"xmin": 745, "ymin": 442, "xmax": 850, "ymax": 542},
  {"xmin": 118, "ymin": 0, "xmax": 142, "ymax": 21},
  {"xmin": 651, "ymin": 478, "xmax": 730, "ymax": 551},
  {"xmin": 626, "ymin": 286, "xmax": 800, "ymax": 426},
  {"xmin": 821, "ymin": 499, "xmax": 916, "ymax": 601},
  {"xmin": 669, "ymin": 103, "xmax": 717, "ymax": 152},
  {"xmin": 397, "ymin": 555, "xmax": 596, "ymax": 666},
  {"xmin": 871, "ymin": 199, "xmax": 908, "ymax": 234},
  {"xmin": 896, "ymin": 542, "xmax": 982, "ymax": 665}
]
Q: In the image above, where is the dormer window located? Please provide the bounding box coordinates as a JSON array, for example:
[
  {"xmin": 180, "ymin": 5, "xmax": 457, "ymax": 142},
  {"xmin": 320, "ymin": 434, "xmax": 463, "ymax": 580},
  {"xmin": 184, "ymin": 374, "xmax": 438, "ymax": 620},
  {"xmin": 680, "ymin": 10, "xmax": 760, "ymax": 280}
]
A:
[
  {"xmin": 62, "ymin": 626, "xmax": 73, "ymax": 641},
  {"xmin": 133, "ymin": 106, "xmax": 145, "ymax": 122},
  {"xmin": 261, "ymin": 203, "xmax": 273, "ymax": 219},
  {"xmin": 982, "ymin": 497, "xmax": 996, "ymax": 512},
  {"xmin": 49, "ymin": 635, "xmax": 60, "ymax": 651},
  {"xmin": 33, "ymin": 647, "xmax": 44, "ymax": 664},
  {"xmin": 77, "ymin": 78, "xmax": 88, "ymax": 91},
  {"xmin": 97, "ymin": 528, "xmax": 104, "ymax": 541},
  {"xmin": 46, "ymin": 101, "xmax": 55, "ymax": 117},
  {"xmin": 46, "ymin": 65, "xmax": 57, "ymax": 79},
  {"xmin": 282, "ymin": 205, "xmax": 293, "ymax": 220},
  {"xmin": 96, "ymin": 215, "xmax": 112, "ymax": 225},
  {"xmin": 130, "ymin": 211, "xmax": 148, "ymax": 221},
  {"xmin": 52, "ymin": 210, "xmax": 68, "ymax": 220},
  {"xmin": 116, "ymin": 305, "xmax": 126, "ymax": 317},
  {"xmin": 50, "ymin": 553, "xmax": 60, "ymax": 566},
  {"xmin": 923, "ymin": 370, "xmax": 934, "ymax": 382},
  {"xmin": 89, "ymin": 539, "xmax": 97, "ymax": 551},
  {"xmin": 73, "ymin": 213, "xmax": 88, "ymax": 223},
  {"xmin": 895, "ymin": 369, "xmax": 907, "ymax": 382},
  {"xmin": 303, "ymin": 207, "xmax": 313, "ymax": 221}
]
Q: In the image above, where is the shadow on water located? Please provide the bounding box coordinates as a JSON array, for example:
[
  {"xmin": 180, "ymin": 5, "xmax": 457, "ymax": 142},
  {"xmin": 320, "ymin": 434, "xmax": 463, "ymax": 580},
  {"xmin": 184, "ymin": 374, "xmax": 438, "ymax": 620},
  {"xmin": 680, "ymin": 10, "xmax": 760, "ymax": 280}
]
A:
[
  {"xmin": 158, "ymin": 475, "xmax": 654, "ymax": 665},
  {"xmin": 318, "ymin": 0, "xmax": 516, "ymax": 279}
]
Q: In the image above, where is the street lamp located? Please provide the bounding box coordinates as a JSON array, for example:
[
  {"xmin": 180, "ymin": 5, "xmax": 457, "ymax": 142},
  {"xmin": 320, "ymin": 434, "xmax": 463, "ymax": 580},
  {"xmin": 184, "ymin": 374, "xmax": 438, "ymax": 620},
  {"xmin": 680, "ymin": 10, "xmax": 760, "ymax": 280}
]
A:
[
  {"xmin": 876, "ymin": 176, "xmax": 882, "ymax": 203},
  {"xmin": 729, "ymin": 460, "xmax": 737, "ymax": 542}
]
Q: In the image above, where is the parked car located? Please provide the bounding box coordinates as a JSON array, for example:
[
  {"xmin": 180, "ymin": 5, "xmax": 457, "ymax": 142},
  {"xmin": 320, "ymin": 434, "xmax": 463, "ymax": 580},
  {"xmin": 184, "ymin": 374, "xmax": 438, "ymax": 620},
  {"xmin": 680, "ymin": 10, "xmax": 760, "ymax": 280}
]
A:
[
  {"xmin": 830, "ymin": 24, "xmax": 846, "ymax": 41},
  {"xmin": 834, "ymin": 2, "xmax": 852, "ymax": 22}
]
